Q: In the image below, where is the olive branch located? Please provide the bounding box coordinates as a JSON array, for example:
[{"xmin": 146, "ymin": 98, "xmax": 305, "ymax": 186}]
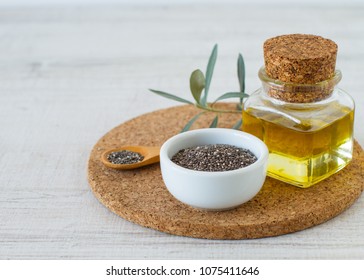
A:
[{"xmin": 149, "ymin": 44, "xmax": 248, "ymax": 132}]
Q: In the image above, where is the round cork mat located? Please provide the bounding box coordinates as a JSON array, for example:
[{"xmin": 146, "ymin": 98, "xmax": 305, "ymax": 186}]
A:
[{"xmin": 87, "ymin": 104, "xmax": 364, "ymax": 239}]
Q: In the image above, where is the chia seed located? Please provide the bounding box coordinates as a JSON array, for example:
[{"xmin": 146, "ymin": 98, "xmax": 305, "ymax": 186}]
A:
[
  {"xmin": 171, "ymin": 144, "xmax": 257, "ymax": 172},
  {"xmin": 107, "ymin": 150, "xmax": 144, "ymax": 165}
]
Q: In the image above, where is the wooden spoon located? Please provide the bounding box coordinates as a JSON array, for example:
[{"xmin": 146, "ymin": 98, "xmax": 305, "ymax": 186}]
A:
[{"xmin": 101, "ymin": 146, "xmax": 160, "ymax": 170}]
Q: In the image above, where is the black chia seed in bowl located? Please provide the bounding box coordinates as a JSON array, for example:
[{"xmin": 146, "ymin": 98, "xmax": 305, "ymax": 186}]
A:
[
  {"xmin": 171, "ymin": 144, "xmax": 257, "ymax": 172},
  {"xmin": 107, "ymin": 150, "xmax": 144, "ymax": 165}
]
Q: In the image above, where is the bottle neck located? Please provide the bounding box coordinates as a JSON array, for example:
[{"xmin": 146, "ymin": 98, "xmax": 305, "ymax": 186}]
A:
[{"xmin": 259, "ymin": 67, "xmax": 342, "ymax": 103}]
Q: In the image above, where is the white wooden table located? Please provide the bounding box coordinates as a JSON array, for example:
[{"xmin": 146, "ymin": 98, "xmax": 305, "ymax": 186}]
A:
[{"xmin": 1, "ymin": 3, "xmax": 363, "ymax": 259}]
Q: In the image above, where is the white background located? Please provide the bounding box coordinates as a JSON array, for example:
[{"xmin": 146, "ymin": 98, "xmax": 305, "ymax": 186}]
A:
[{"xmin": 0, "ymin": 0, "xmax": 363, "ymax": 261}]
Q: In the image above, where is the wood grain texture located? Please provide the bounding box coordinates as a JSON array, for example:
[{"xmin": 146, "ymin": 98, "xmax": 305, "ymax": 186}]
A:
[{"xmin": 1, "ymin": 3, "xmax": 364, "ymax": 259}]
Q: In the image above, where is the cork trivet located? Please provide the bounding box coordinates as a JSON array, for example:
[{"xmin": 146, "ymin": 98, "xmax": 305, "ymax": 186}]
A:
[{"xmin": 87, "ymin": 104, "xmax": 364, "ymax": 240}]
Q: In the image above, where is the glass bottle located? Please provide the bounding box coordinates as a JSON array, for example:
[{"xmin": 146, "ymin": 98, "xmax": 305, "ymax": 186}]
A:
[{"xmin": 242, "ymin": 34, "xmax": 355, "ymax": 188}]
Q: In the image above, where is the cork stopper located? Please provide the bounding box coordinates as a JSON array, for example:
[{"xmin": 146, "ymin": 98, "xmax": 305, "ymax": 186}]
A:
[{"xmin": 263, "ymin": 34, "xmax": 339, "ymax": 103}]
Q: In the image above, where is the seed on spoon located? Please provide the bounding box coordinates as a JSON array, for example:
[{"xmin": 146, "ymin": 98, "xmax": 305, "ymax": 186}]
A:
[{"xmin": 107, "ymin": 150, "xmax": 144, "ymax": 165}]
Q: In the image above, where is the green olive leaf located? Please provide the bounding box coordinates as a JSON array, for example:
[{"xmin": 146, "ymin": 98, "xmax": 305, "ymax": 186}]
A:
[
  {"xmin": 237, "ymin": 54, "xmax": 245, "ymax": 105},
  {"xmin": 149, "ymin": 89, "xmax": 193, "ymax": 104},
  {"xmin": 180, "ymin": 112, "xmax": 204, "ymax": 133},
  {"xmin": 213, "ymin": 92, "xmax": 249, "ymax": 103},
  {"xmin": 189, "ymin": 69, "xmax": 205, "ymax": 104},
  {"xmin": 209, "ymin": 115, "xmax": 219, "ymax": 128},
  {"xmin": 201, "ymin": 44, "xmax": 218, "ymax": 106},
  {"xmin": 232, "ymin": 118, "xmax": 243, "ymax": 130},
  {"xmin": 237, "ymin": 53, "xmax": 245, "ymax": 93}
]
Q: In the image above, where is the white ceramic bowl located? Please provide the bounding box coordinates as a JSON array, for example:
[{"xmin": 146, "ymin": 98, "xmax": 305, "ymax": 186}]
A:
[{"xmin": 160, "ymin": 128, "xmax": 269, "ymax": 210}]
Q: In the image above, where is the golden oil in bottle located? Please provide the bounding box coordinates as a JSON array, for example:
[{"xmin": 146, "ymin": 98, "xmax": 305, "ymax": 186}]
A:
[{"xmin": 243, "ymin": 97, "xmax": 354, "ymax": 187}]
